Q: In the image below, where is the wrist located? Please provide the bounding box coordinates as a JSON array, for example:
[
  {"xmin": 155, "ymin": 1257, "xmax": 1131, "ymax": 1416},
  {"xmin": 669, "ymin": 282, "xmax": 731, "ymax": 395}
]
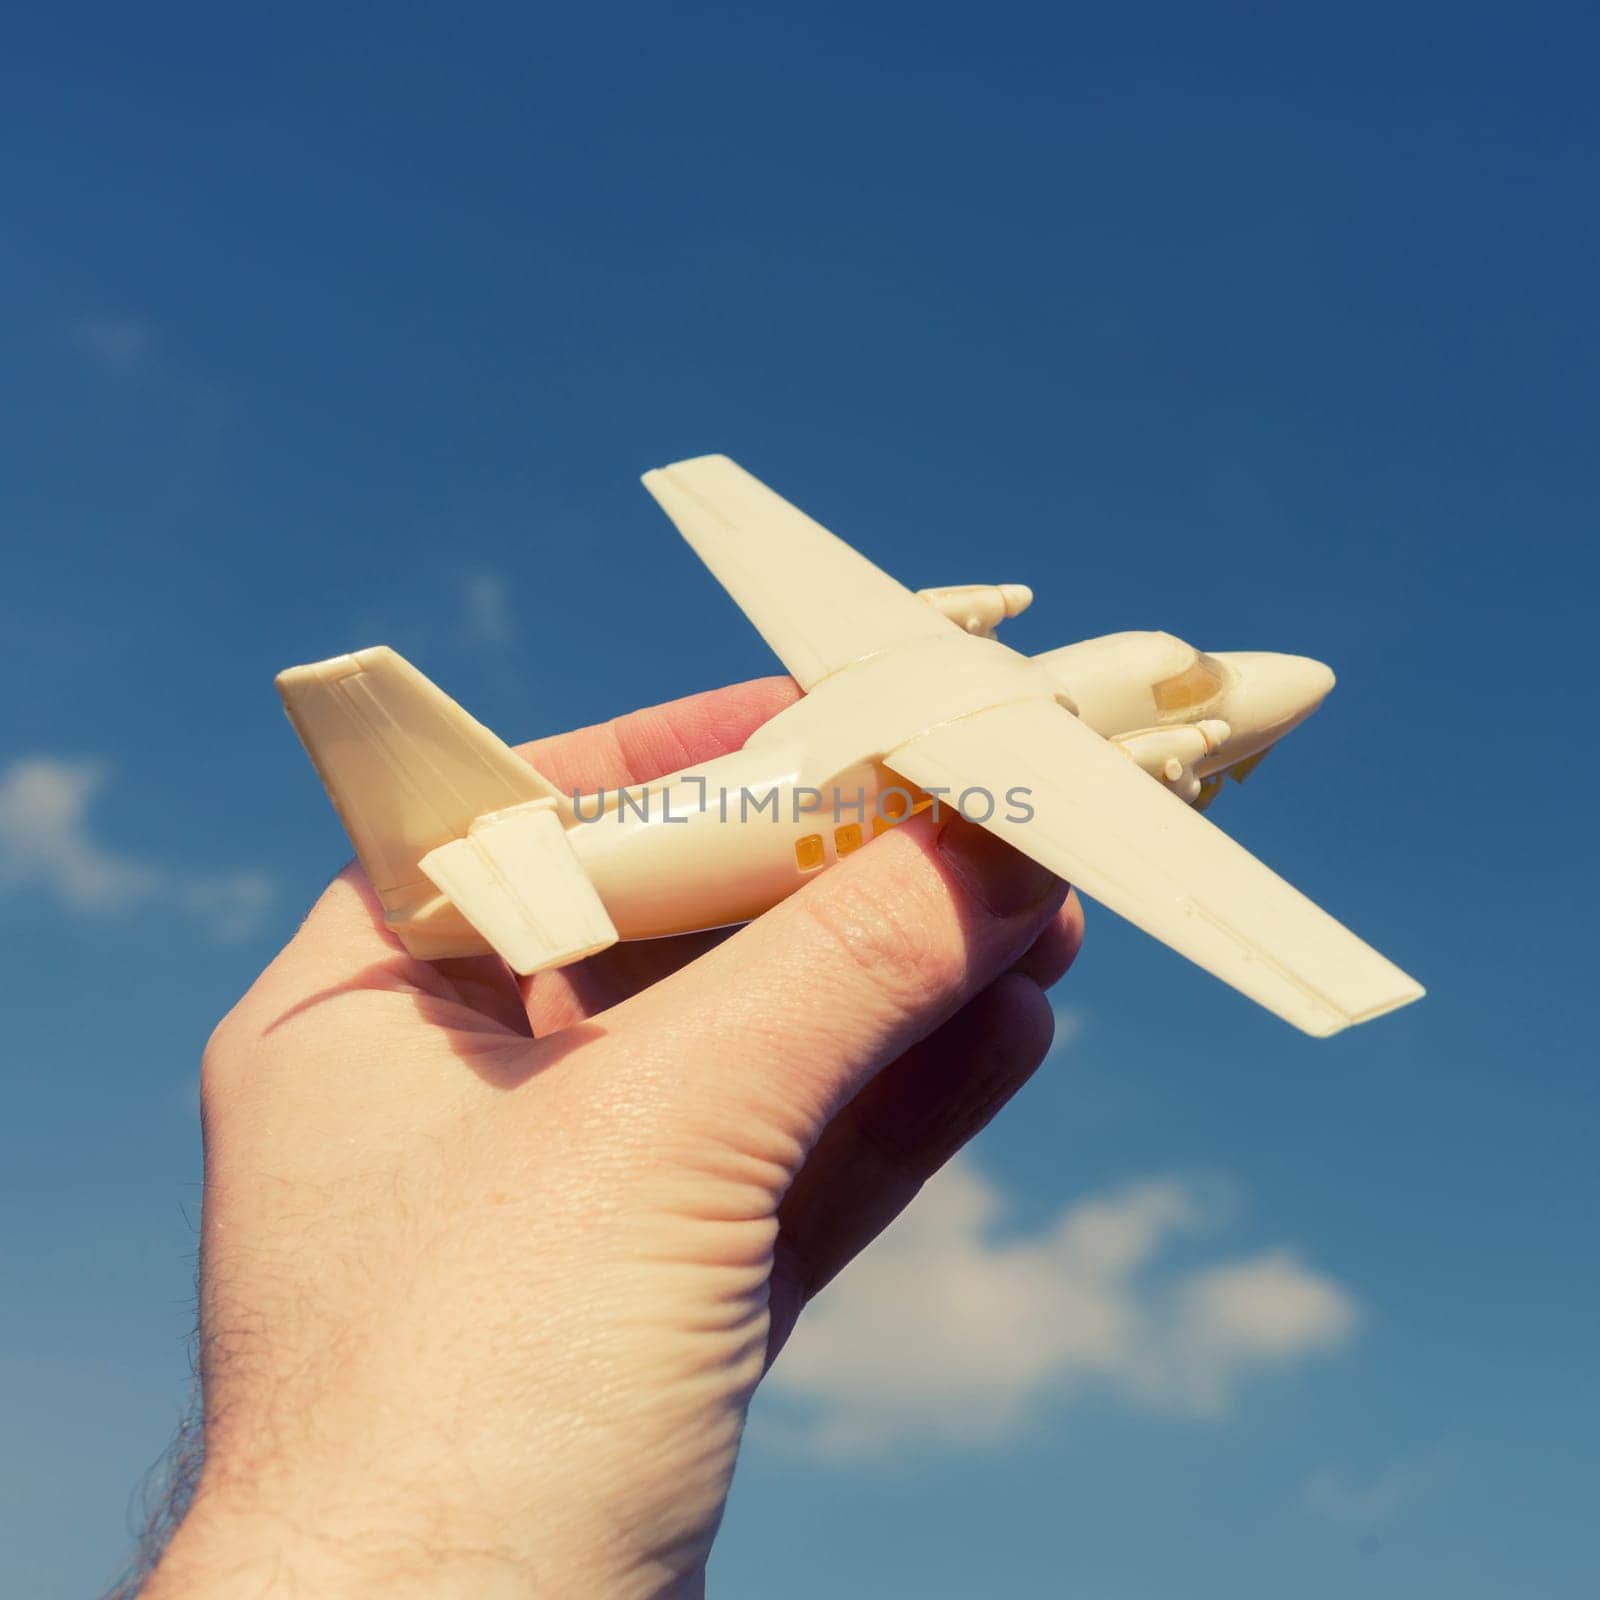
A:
[
  {"xmin": 143, "ymin": 1472, "xmax": 628, "ymax": 1600},
  {"xmin": 145, "ymin": 1504, "xmax": 518, "ymax": 1599},
  {"xmin": 146, "ymin": 1339, "xmax": 726, "ymax": 1598}
]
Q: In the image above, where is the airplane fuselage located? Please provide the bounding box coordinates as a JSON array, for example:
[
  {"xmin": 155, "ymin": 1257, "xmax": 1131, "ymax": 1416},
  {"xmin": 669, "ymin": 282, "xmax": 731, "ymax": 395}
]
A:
[{"xmin": 563, "ymin": 628, "xmax": 1333, "ymax": 941}]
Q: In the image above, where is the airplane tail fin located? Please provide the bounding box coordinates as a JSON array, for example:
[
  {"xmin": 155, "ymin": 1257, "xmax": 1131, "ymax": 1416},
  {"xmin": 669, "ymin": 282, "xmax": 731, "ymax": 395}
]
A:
[{"xmin": 277, "ymin": 647, "xmax": 614, "ymax": 969}]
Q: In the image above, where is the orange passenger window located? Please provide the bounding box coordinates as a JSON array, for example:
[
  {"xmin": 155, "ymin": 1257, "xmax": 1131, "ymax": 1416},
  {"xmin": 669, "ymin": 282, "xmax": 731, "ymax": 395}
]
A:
[
  {"xmin": 834, "ymin": 823, "xmax": 863, "ymax": 856},
  {"xmin": 873, "ymin": 788, "xmax": 935, "ymax": 836},
  {"xmin": 795, "ymin": 833, "xmax": 826, "ymax": 871}
]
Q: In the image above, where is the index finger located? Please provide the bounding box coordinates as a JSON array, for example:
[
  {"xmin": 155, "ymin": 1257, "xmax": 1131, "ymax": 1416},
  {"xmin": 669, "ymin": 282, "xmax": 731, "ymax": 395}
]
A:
[{"xmin": 517, "ymin": 675, "xmax": 799, "ymax": 795}]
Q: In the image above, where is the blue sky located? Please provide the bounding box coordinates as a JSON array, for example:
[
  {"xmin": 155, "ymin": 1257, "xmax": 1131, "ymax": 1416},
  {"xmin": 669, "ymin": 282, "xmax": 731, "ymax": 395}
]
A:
[{"xmin": 2, "ymin": 4, "xmax": 1597, "ymax": 1594}]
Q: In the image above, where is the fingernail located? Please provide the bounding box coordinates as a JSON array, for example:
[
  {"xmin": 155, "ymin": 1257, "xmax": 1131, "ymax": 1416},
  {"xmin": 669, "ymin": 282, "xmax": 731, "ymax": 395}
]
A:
[{"xmin": 937, "ymin": 815, "xmax": 1061, "ymax": 917}]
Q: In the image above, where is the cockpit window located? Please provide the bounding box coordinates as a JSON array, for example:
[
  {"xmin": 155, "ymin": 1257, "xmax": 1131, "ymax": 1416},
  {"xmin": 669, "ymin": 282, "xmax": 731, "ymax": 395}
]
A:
[{"xmin": 1152, "ymin": 653, "xmax": 1226, "ymax": 715}]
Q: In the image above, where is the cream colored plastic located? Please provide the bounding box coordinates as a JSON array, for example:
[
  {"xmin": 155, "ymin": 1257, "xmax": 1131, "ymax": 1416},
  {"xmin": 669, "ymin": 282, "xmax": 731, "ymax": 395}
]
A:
[
  {"xmin": 889, "ymin": 700, "xmax": 1419, "ymax": 1037},
  {"xmin": 276, "ymin": 646, "xmax": 570, "ymax": 959},
  {"xmin": 638, "ymin": 458, "xmax": 954, "ymax": 690},
  {"xmin": 914, "ymin": 583, "xmax": 1034, "ymax": 637},
  {"xmin": 419, "ymin": 802, "xmax": 618, "ymax": 973},
  {"xmin": 1111, "ymin": 718, "xmax": 1232, "ymax": 803},
  {"xmin": 277, "ymin": 454, "xmax": 1424, "ymax": 1036}
]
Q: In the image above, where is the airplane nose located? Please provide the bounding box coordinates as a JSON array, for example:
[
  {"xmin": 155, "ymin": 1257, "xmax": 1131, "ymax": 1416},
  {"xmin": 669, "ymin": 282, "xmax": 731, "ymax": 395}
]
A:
[{"xmin": 1210, "ymin": 652, "xmax": 1335, "ymax": 741}]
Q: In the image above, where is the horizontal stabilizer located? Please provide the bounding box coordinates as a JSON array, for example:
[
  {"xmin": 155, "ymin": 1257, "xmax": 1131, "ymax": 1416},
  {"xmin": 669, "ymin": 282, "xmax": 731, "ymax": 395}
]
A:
[{"xmin": 421, "ymin": 804, "xmax": 618, "ymax": 975}]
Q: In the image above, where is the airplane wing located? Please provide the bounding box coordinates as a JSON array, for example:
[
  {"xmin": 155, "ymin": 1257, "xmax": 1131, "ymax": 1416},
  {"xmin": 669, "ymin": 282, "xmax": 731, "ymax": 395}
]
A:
[
  {"xmin": 641, "ymin": 454, "xmax": 958, "ymax": 689},
  {"xmin": 888, "ymin": 696, "xmax": 1424, "ymax": 1037}
]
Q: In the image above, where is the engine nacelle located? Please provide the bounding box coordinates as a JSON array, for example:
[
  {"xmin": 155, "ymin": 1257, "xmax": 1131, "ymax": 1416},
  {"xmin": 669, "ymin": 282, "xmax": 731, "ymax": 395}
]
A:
[
  {"xmin": 916, "ymin": 583, "xmax": 1033, "ymax": 637},
  {"xmin": 1112, "ymin": 719, "xmax": 1231, "ymax": 804}
]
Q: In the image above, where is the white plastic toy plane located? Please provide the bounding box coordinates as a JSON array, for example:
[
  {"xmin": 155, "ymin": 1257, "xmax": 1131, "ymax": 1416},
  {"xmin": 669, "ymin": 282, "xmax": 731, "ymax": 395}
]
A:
[{"xmin": 278, "ymin": 455, "xmax": 1423, "ymax": 1037}]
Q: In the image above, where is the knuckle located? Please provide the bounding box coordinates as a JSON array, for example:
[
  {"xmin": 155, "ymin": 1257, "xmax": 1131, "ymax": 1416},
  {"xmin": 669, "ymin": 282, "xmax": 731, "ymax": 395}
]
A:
[{"xmin": 798, "ymin": 867, "xmax": 967, "ymax": 1016}]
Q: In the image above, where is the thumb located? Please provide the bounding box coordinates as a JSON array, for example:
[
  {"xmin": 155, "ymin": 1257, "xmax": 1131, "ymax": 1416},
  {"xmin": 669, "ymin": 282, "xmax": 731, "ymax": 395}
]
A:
[{"xmin": 611, "ymin": 810, "xmax": 1067, "ymax": 1158}]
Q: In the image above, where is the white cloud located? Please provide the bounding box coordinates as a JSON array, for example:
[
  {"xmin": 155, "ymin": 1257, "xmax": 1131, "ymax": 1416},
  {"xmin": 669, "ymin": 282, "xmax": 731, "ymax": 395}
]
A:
[
  {"xmin": 65, "ymin": 312, "xmax": 158, "ymax": 373},
  {"xmin": 0, "ymin": 758, "xmax": 272, "ymax": 941},
  {"xmin": 1305, "ymin": 1460, "xmax": 1429, "ymax": 1529},
  {"xmin": 1169, "ymin": 1251, "xmax": 1363, "ymax": 1416},
  {"xmin": 461, "ymin": 570, "xmax": 513, "ymax": 647},
  {"xmin": 767, "ymin": 1157, "xmax": 1362, "ymax": 1456},
  {"xmin": 1048, "ymin": 1003, "xmax": 1086, "ymax": 1050},
  {"xmin": 61, "ymin": 311, "xmax": 230, "ymax": 473}
]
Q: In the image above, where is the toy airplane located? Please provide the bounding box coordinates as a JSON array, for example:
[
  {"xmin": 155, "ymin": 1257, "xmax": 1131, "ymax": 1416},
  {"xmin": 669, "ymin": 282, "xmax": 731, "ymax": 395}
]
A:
[{"xmin": 278, "ymin": 455, "xmax": 1422, "ymax": 1037}]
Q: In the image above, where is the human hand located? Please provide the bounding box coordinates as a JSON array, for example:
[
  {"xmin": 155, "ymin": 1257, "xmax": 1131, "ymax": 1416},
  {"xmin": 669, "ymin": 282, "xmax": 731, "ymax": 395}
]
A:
[{"xmin": 147, "ymin": 677, "xmax": 1083, "ymax": 1599}]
